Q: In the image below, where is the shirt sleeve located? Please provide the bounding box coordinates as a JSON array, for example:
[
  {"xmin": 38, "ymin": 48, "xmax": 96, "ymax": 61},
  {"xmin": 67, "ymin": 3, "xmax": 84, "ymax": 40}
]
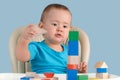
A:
[{"xmin": 28, "ymin": 42, "xmax": 38, "ymax": 60}]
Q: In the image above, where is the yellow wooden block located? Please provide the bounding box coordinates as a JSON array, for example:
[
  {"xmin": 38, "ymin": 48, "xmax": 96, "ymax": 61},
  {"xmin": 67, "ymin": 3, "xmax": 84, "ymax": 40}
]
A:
[{"xmin": 89, "ymin": 78, "xmax": 100, "ymax": 80}]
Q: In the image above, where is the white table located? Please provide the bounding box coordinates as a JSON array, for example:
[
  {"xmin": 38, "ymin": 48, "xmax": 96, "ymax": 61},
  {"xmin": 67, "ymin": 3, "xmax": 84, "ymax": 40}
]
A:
[{"xmin": 0, "ymin": 73, "xmax": 120, "ymax": 80}]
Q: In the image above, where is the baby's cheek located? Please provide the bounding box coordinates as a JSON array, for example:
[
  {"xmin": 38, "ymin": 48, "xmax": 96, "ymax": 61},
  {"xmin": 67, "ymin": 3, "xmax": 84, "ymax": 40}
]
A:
[{"xmin": 64, "ymin": 34, "xmax": 68, "ymax": 40}]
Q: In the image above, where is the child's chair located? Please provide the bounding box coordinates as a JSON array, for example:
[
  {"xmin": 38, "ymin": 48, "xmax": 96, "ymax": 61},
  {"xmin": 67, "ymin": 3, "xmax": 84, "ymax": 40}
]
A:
[{"xmin": 9, "ymin": 25, "xmax": 90, "ymax": 73}]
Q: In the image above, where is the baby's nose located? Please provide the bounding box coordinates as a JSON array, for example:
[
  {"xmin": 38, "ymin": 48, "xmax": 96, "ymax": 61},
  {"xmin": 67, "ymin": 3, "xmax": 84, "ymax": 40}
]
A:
[{"xmin": 57, "ymin": 26, "xmax": 63, "ymax": 32}]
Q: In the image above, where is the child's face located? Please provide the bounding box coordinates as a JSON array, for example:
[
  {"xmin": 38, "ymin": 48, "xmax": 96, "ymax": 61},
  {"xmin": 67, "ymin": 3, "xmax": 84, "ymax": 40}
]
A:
[{"xmin": 41, "ymin": 8, "xmax": 71, "ymax": 44}]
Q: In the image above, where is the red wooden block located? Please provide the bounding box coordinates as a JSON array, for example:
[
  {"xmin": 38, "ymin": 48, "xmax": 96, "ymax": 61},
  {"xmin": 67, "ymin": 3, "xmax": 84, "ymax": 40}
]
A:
[{"xmin": 44, "ymin": 72, "xmax": 54, "ymax": 78}]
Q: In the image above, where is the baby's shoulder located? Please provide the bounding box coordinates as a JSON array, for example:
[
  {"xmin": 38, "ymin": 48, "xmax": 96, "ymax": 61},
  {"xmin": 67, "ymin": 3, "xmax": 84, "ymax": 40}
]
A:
[{"xmin": 29, "ymin": 41, "xmax": 42, "ymax": 47}]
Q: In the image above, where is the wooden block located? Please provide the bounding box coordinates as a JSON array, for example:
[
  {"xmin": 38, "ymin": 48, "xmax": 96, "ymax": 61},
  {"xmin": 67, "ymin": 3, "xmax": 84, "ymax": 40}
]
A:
[
  {"xmin": 95, "ymin": 61, "xmax": 108, "ymax": 68},
  {"xmin": 96, "ymin": 73, "xmax": 108, "ymax": 79},
  {"xmin": 20, "ymin": 76, "xmax": 33, "ymax": 80},
  {"xmin": 67, "ymin": 64, "xmax": 78, "ymax": 69},
  {"xmin": 67, "ymin": 69, "xmax": 77, "ymax": 80},
  {"xmin": 31, "ymin": 77, "xmax": 58, "ymax": 80},
  {"xmin": 44, "ymin": 72, "xmax": 54, "ymax": 78},
  {"xmin": 89, "ymin": 78, "xmax": 100, "ymax": 80},
  {"xmin": 96, "ymin": 68, "xmax": 107, "ymax": 73},
  {"xmin": 77, "ymin": 75, "xmax": 88, "ymax": 80},
  {"xmin": 69, "ymin": 31, "xmax": 79, "ymax": 41},
  {"xmin": 68, "ymin": 41, "xmax": 78, "ymax": 55},
  {"xmin": 68, "ymin": 56, "xmax": 79, "ymax": 64}
]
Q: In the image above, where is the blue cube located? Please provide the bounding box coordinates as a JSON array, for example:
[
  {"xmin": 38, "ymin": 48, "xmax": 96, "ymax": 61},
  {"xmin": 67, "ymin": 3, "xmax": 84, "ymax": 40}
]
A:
[
  {"xmin": 68, "ymin": 41, "xmax": 78, "ymax": 55},
  {"xmin": 67, "ymin": 69, "xmax": 78, "ymax": 80}
]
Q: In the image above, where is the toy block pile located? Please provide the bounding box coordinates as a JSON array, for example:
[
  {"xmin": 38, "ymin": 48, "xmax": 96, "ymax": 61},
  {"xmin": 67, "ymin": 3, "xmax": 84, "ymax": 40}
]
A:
[
  {"xmin": 95, "ymin": 61, "xmax": 108, "ymax": 79},
  {"xmin": 67, "ymin": 31, "xmax": 79, "ymax": 80},
  {"xmin": 20, "ymin": 72, "xmax": 58, "ymax": 80}
]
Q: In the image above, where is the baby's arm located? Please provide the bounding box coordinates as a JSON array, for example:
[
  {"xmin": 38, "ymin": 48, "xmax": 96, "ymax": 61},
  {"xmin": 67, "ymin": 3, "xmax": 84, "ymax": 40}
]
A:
[{"xmin": 15, "ymin": 24, "xmax": 46, "ymax": 62}]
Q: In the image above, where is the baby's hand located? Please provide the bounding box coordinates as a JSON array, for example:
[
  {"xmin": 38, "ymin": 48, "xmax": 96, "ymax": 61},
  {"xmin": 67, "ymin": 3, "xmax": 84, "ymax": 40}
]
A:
[
  {"xmin": 22, "ymin": 24, "xmax": 46, "ymax": 40},
  {"xmin": 78, "ymin": 62, "xmax": 88, "ymax": 73}
]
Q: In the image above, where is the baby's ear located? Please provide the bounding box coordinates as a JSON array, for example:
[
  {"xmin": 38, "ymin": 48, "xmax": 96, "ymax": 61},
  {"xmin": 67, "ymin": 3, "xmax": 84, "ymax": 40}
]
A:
[{"xmin": 38, "ymin": 22, "xmax": 43, "ymax": 28}]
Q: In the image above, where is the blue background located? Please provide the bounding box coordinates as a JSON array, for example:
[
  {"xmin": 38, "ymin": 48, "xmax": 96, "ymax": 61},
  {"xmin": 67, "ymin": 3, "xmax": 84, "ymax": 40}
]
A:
[{"xmin": 0, "ymin": 0, "xmax": 120, "ymax": 75}]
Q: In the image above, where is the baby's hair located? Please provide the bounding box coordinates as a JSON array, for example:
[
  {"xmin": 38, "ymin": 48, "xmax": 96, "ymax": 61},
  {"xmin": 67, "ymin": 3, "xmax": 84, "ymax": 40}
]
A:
[{"xmin": 40, "ymin": 3, "xmax": 72, "ymax": 22}]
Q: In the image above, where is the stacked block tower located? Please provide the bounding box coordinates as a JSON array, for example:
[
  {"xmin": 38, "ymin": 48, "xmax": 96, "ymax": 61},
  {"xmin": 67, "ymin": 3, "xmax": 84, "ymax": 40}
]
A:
[
  {"xmin": 67, "ymin": 31, "xmax": 79, "ymax": 80},
  {"xmin": 95, "ymin": 61, "xmax": 108, "ymax": 79}
]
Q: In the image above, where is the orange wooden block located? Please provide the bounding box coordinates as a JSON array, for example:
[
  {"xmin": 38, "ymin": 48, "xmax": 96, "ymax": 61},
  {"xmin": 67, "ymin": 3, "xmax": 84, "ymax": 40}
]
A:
[{"xmin": 67, "ymin": 64, "xmax": 78, "ymax": 69}]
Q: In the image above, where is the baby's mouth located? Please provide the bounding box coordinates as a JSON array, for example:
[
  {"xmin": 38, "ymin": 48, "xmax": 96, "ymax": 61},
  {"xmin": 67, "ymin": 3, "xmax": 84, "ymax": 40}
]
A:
[{"xmin": 55, "ymin": 33, "xmax": 62, "ymax": 38}]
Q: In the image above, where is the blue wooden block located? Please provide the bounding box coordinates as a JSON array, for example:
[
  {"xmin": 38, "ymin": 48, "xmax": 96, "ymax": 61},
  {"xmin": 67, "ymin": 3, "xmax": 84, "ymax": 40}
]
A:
[
  {"xmin": 20, "ymin": 77, "xmax": 30, "ymax": 80},
  {"xmin": 97, "ymin": 68, "xmax": 107, "ymax": 73},
  {"xmin": 67, "ymin": 69, "xmax": 78, "ymax": 80},
  {"xmin": 68, "ymin": 41, "xmax": 78, "ymax": 55},
  {"xmin": 20, "ymin": 76, "xmax": 33, "ymax": 80}
]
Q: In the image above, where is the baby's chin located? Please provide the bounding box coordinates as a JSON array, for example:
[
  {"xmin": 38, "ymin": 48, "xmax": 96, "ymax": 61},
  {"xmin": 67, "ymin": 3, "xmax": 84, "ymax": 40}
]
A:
[{"xmin": 52, "ymin": 39, "xmax": 65, "ymax": 44}]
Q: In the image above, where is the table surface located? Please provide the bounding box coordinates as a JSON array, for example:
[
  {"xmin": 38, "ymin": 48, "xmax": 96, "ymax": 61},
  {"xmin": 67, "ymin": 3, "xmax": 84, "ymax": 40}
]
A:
[{"xmin": 0, "ymin": 73, "xmax": 120, "ymax": 80}]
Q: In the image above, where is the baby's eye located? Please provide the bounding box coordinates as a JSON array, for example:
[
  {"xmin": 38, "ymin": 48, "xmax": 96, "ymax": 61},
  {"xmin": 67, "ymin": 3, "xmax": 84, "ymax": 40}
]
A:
[
  {"xmin": 52, "ymin": 23, "xmax": 58, "ymax": 26},
  {"xmin": 63, "ymin": 25, "xmax": 68, "ymax": 28}
]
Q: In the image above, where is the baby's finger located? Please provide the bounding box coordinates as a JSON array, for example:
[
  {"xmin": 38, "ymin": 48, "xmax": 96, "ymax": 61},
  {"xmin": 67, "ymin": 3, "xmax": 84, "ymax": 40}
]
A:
[
  {"xmin": 83, "ymin": 65, "xmax": 88, "ymax": 73},
  {"xmin": 84, "ymin": 68, "xmax": 88, "ymax": 73},
  {"xmin": 82, "ymin": 62, "xmax": 87, "ymax": 67},
  {"xmin": 79, "ymin": 63, "xmax": 82, "ymax": 70}
]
